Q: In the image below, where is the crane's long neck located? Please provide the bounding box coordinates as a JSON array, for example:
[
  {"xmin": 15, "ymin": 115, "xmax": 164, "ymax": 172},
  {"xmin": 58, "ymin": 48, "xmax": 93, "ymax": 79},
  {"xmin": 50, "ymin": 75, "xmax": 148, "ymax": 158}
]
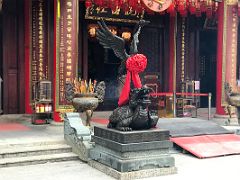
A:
[{"xmin": 130, "ymin": 26, "xmax": 141, "ymax": 55}]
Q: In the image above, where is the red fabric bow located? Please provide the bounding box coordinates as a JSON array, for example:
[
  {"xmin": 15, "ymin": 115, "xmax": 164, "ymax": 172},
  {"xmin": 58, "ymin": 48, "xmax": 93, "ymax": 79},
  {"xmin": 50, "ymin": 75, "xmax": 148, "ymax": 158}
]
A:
[{"xmin": 118, "ymin": 54, "xmax": 147, "ymax": 106}]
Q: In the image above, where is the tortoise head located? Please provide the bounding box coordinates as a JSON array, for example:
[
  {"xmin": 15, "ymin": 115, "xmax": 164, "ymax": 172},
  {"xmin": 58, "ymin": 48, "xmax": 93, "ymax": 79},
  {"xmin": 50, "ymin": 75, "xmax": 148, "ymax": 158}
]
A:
[{"xmin": 129, "ymin": 85, "xmax": 153, "ymax": 108}]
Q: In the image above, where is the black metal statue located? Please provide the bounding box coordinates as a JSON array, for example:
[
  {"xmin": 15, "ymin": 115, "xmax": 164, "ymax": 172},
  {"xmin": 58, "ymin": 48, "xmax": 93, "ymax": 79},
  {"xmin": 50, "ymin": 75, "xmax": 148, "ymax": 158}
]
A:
[
  {"xmin": 108, "ymin": 85, "xmax": 159, "ymax": 131},
  {"xmin": 96, "ymin": 19, "xmax": 159, "ymax": 131}
]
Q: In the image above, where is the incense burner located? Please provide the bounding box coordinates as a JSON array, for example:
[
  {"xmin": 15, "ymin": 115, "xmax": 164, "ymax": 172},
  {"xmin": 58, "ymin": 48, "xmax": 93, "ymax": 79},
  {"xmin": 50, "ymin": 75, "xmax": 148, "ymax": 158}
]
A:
[
  {"xmin": 65, "ymin": 81, "xmax": 106, "ymax": 126},
  {"xmin": 225, "ymin": 82, "xmax": 240, "ymax": 125},
  {"xmin": 72, "ymin": 94, "xmax": 99, "ymax": 126}
]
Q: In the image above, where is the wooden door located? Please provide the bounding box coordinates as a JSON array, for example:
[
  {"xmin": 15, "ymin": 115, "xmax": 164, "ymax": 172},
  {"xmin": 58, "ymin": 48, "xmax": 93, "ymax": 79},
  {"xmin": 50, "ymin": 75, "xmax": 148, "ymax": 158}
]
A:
[{"xmin": 2, "ymin": 0, "xmax": 25, "ymax": 114}]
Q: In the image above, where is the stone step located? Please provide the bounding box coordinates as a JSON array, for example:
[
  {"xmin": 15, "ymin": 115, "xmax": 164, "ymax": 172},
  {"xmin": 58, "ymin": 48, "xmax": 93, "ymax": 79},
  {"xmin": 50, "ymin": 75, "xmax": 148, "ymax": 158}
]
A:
[
  {"xmin": 0, "ymin": 144, "xmax": 72, "ymax": 158},
  {"xmin": 0, "ymin": 152, "xmax": 79, "ymax": 168},
  {"xmin": 0, "ymin": 137, "xmax": 65, "ymax": 149}
]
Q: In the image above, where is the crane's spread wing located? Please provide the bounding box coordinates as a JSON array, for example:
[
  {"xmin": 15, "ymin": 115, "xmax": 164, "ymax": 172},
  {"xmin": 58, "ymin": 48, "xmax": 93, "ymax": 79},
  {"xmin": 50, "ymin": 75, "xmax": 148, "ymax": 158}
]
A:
[{"xmin": 96, "ymin": 20, "xmax": 129, "ymax": 61}]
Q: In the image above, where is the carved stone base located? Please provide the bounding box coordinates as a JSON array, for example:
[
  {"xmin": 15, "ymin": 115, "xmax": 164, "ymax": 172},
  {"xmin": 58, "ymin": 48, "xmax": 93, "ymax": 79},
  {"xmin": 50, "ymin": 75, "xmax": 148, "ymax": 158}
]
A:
[
  {"xmin": 226, "ymin": 118, "xmax": 239, "ymax": 126},
  {"xmin": 89, "ymin": 160, "xmax": 177, "ymax": 180},
  {"xmin": 64, "ymin": 112, "xmax": 93, "ymax": 162},
  {"xmin": 90, "ymin": 126, "xmax": 176, "ymax": 176}
]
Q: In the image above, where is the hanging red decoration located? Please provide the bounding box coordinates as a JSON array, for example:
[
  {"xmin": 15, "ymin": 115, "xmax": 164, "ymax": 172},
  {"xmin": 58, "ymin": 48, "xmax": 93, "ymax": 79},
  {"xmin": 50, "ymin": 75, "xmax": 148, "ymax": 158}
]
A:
[
  {"xmin": 129, "ymin": 0, "xmax": 137, "ymax": 9},
  {"xmin": 102, "ymin": 0, "xmax": 109, "ymax": 8},
  {"xmin": 94, "ymin": 0, "xmax": 103, "ymax": 6},
  {"xmin": 135, "ymin": 0, "xmax": 143, "ymax": 13},
  {"xmin": 189, "ymin": 0, "xmax": 196, "ymax": 15},
  {"xmin": 118, "ymin": 0, "xmax": 124, "ymax": 7},
  {"xmin": 177, "ymin": 0, "xmax": 186, "ymax": 11},
  {"xmin": 195, "ymin": 0, "xmax": 202, "ymax": 17},
  {"xmin": 85, "ymin": 0, "xmax": 93, "ymax": 8},
  {"xmin": 206, "ymin": 0, "xmax": 213, "ymax": 18},
  {"xmin": 200, "ymin": 0, "xmax": 207, "ymax": 12},
  {"xmin": 121, "ymin": 1, "xmax": 130, "ymax": 13},
  {"xmin": 167, "ymin": 3, "xmax": 176, "ymax": 16},
  {"xmin": 109, "ymin": 0, "xmax": 118, "ymax": 11},
  {"xmin": 177, "ymin": 0, "xmax": 187, "ymax": 16},
  {"xmin": 118, "ymin": 54, "xmax": 147, "ymax": 106},
  {"xmin": 89, "ymin": 0, "xmax": 219, "ymax": 17}
]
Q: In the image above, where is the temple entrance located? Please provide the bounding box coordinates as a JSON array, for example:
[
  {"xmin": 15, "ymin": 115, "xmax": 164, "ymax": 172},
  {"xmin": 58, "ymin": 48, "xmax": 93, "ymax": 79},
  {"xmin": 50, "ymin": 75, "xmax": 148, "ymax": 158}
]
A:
[
  {"xmin": 82, "ymin": 13, "xmax": 167, "ymax": 111},
  {"xmin": 199, "ymin": 30, "xmax": 217, "ymax": 107}
]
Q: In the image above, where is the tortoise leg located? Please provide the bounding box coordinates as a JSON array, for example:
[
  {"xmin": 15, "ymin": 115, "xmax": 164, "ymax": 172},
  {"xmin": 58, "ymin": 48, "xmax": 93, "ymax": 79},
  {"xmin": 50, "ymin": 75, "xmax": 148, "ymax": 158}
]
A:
[
  {"xmin": 107, "ymin": 122, "xmax": 115, "ymax": 128},
  {"xmin": 115, "ymin": 117, "xmax": 132, "ymax": 131},
  {"xmin": 148, "ymin": 111, "xmax": 159, "ymax": 128}
]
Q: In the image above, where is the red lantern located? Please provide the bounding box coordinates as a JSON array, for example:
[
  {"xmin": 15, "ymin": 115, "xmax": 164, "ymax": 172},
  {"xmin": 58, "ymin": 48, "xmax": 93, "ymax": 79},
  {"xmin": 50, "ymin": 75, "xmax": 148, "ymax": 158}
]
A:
[
  {"xmin": 118, "ymin": 0, "xmax": 124, "ymax": 7},
  {"xmin": 177, "ymin": 0, "xmax": 187, "ymax": 16},
  {"xmin": 167, "ymin": 3, "xmax": 176, "ymax": 16},
  {"xmin": 122, "ymin": 1, "xmax": 130, "ymax": 13},
  {"xmin": 135, "ymin": 3, "xmax": 143, "ymax": 13},
  {"xmin": 109, "ymin": 0, "xmax": 117, "ymax": 11},
  {"xmin": 129, "ymin": 0, "xmax": 137, "ymax": 9},
  {"xmin": 94, "ymin": 0, "xmax": 104, "ymax": 6},
  {"xmin": 189, "ymin": 0, "xmax": 196, "ymax": 15},
  {"xmin": 200, "ymin": 0, "xmax": 207, "ymax": 12},
  {"xmin": 85, "ymin": 0, "xmax": 92, "ymax": 8},
  {"xmin": 177, "ymin": 0, "xmax": 186, "ymax": 11},
  {"xmin": 102, "ymin": 0, "xmax": 109, "ymax": 8},
  {"xmin": 206, "ymin": 0, "xmax": 213, "ymax": 18},
  {"xmin": 195, "ymin": 0, "xmax": 201, "ymax": 17}
]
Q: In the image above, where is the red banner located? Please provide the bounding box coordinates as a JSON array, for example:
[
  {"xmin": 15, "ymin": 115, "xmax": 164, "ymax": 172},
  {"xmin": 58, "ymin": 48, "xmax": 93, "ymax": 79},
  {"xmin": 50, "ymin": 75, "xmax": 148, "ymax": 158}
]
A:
[
  {"xmin": 31, "ymin": 0, "xmax": 49, "ymax": 101},
  {"xmin": 55, "ymin": 0, "xmax": 78, "ymax": 111}
]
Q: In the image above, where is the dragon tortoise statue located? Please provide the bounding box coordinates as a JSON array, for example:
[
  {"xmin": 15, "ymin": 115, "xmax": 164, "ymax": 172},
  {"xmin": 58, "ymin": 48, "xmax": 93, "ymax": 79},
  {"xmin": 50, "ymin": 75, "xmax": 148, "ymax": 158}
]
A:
[{"xmin": 108, "ymin": 85, "xmax": 159, "ymax": 131}]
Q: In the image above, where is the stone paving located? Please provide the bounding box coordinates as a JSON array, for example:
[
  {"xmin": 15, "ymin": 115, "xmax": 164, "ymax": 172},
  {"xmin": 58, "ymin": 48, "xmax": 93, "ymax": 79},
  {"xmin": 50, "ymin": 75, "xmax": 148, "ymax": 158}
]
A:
[
  {"xmin": 0, "ymin": 108, "xmax": 240, "ymax": 179},
  {"xmin": 1, "ymin": 153, "xmax": 240, "ymax": 180}
]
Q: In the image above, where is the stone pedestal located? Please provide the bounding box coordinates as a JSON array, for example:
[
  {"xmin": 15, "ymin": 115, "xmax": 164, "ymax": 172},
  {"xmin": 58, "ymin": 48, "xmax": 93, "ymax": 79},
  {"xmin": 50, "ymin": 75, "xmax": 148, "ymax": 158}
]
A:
[{"xmin": 89, "ymin": 126, "xmax": 177, "ymax": 179}]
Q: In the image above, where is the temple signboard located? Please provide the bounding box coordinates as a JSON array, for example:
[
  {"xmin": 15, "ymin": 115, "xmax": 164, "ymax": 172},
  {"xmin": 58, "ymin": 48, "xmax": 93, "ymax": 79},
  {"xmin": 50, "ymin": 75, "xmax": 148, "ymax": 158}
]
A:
[{"xmin": 85, "ymin": 5, "xmax": 144, "ymax": 23}]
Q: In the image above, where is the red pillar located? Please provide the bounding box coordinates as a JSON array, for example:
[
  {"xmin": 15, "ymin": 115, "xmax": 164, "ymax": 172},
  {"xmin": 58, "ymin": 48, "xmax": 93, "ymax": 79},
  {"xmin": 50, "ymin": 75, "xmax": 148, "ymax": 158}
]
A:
[
  {"xmin": 168, "ymin": 15, "xmax": 176, "ymax": 92},
  {"xmin": 24, "ymin": 0, "xmax": 32, "ymax": 114},
  {"xmin": 216, "ymin": 1, "xmax": 225, "ymax": 115},
  {"xmin": 216, "ymin": 1, "xmax": 239, "ymax": 115}
]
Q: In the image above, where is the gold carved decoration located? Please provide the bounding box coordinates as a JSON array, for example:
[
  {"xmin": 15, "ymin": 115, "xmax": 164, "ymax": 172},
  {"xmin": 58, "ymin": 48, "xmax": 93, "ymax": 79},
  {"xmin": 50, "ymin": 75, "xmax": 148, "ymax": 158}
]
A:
[
  {"xmin": 221, "ymin": 1, "xmax": 238, "ymax": 106},
  {"xmin": 226, "ymin": 0, "xmax": 238, "ymax": 5},
  {"xmin": 230, "ymin": 12, "xmax": 238, "ymax": 89},
  {"xmin": 221, "ymin": 0, "xmax": 228, "ymax": 106},
  {"xmin": 181, "ymin": 17, "xmax": 186, "ymax": 92}
]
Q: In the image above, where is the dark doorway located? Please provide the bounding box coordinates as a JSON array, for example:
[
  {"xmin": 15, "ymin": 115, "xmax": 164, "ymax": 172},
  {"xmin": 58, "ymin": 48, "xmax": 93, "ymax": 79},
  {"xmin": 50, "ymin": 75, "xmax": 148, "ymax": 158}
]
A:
[
  {"xmin": 88, "ymin": 39, "xmax": 122, "ymax": 110},
  {"xmin": 199, "ymin": 30, "xmax": 217, "ymax": 107},
  {"xmin": 85, "ymin": 15, "xmax": 166, "ymax": 110}
]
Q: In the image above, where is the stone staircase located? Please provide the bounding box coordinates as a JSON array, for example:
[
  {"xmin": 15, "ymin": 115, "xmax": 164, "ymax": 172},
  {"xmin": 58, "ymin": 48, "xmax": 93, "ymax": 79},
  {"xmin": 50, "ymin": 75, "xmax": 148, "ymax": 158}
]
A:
[{"xmin": 0, "ymin": 137, "xmax": 79, "ymax": 168}]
